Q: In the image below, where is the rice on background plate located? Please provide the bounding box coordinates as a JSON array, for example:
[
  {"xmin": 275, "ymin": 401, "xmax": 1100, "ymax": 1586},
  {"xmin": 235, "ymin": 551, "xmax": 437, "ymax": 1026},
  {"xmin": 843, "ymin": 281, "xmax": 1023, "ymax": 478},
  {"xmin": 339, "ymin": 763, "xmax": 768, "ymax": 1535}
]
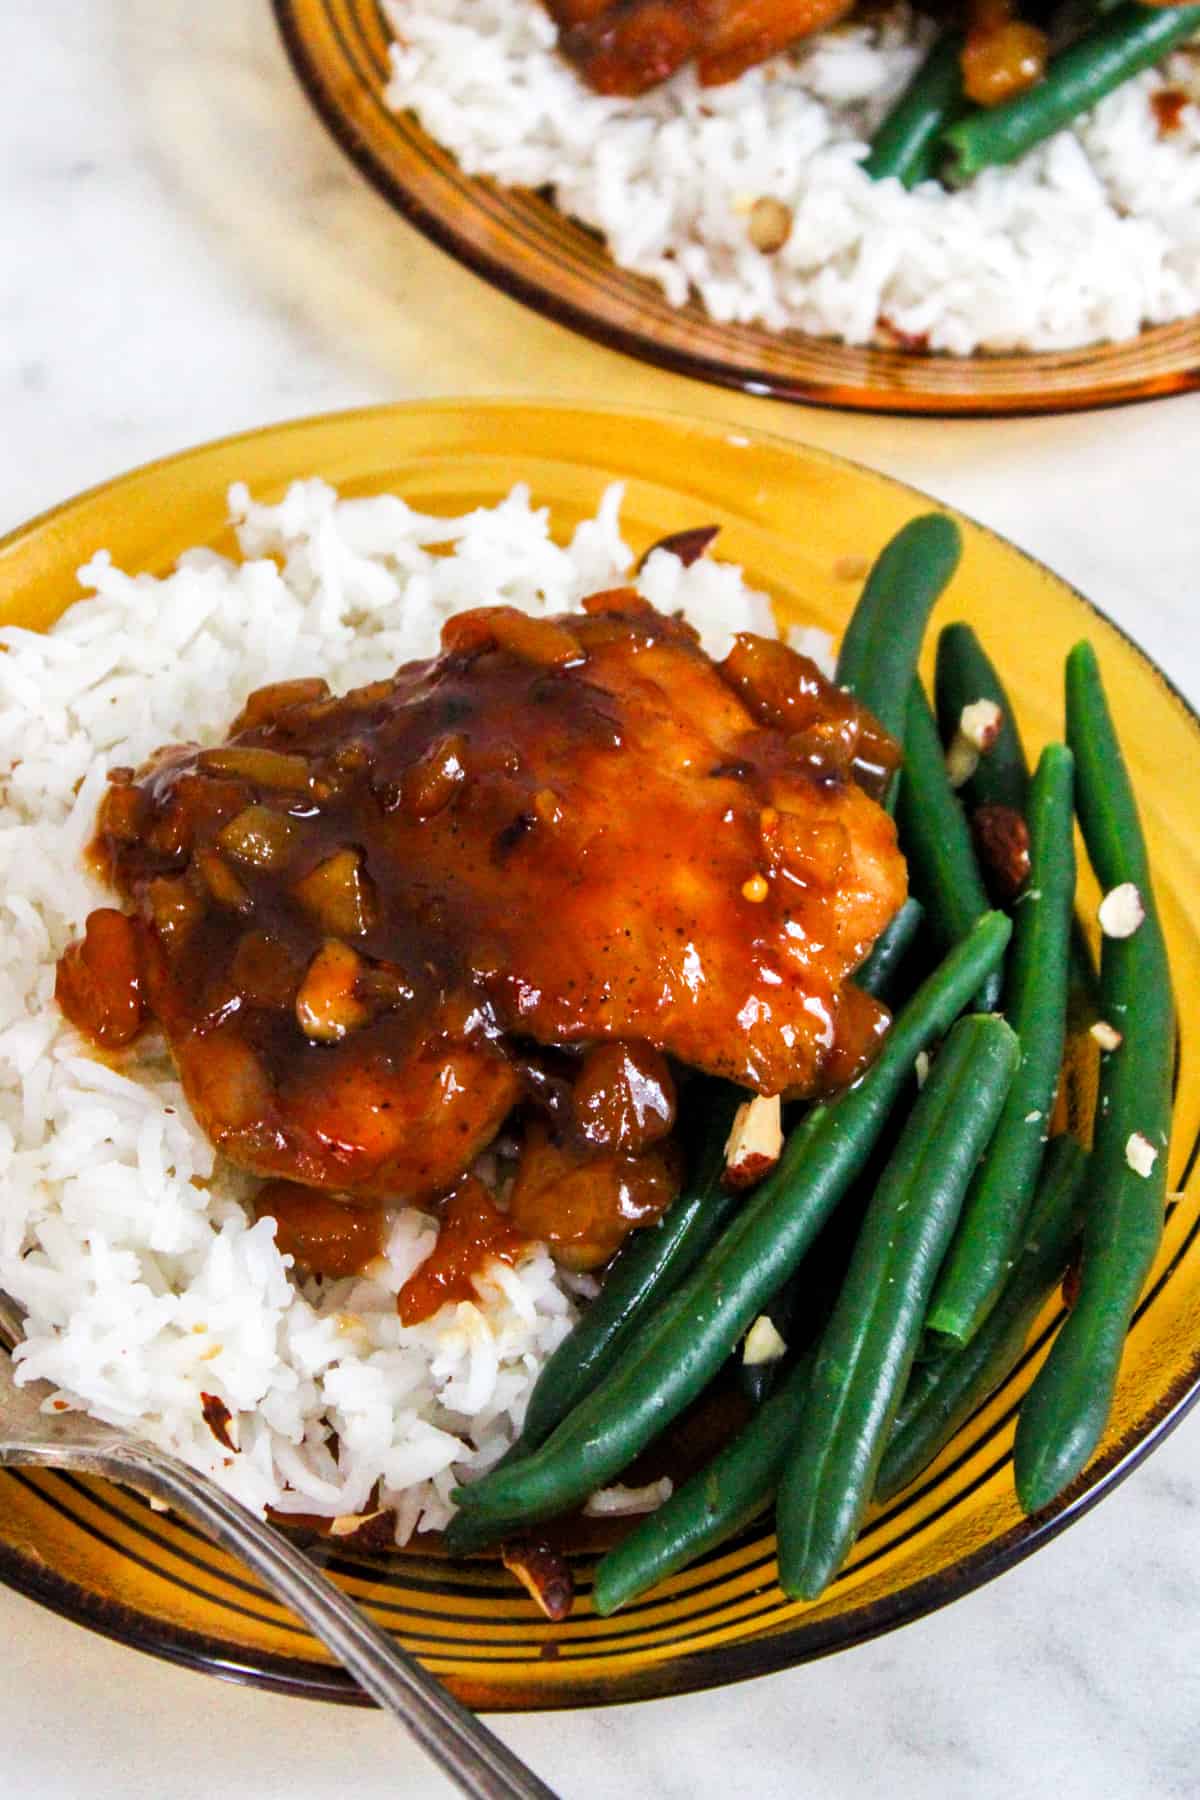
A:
[
  {"xmin": 383, "ymin": 0, "xmax": 1200, "ymax": 355},
  {"xmin": 0, "ymin": 479, "xmax": 793, "ymax": 1544}
]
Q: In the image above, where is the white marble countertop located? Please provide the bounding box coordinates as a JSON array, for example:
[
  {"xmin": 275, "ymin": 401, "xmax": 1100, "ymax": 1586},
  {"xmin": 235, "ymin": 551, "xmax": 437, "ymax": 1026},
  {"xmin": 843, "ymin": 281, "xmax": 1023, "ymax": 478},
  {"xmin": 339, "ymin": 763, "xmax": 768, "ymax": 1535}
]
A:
[{"xmin": 2, "ymin": 3, "xmax": 1199, "ymax": 1795}]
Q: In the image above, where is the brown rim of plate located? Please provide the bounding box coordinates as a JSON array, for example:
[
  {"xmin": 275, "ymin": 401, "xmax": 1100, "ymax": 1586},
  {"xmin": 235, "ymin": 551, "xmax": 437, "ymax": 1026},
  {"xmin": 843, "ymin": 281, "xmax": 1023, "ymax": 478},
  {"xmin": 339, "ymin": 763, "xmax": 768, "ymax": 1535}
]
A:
[
  {"xmin": 270, "ymin": 0, "xmax": 1200, "ymax": 417},
  {"xmin": 2, "ymin": 1258, "xmax": 1200, "ymax": 1711}
]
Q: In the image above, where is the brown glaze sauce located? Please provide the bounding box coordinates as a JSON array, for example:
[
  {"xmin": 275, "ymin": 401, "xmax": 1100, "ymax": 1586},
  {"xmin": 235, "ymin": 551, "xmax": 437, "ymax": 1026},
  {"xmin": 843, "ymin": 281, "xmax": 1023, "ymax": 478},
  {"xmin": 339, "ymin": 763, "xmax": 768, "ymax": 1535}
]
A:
[
  {"xmin": 1152, "ymin": 88, "xmax": 1189, "ymax": 136},
  {"xmin": 508, "ymin": 1115, "xmax": 683, "ymax": 1271},
  {"xmin": 397, "ymin": 1177, "xmax": 528, "ymax": 1324},
  {"xmin": 252, "ymin": 1179, "xmax": 386, "ymax": 1281},
  {"xmin": 57, "ymin": 591, "xmax": 905, "ymax": 1295}
]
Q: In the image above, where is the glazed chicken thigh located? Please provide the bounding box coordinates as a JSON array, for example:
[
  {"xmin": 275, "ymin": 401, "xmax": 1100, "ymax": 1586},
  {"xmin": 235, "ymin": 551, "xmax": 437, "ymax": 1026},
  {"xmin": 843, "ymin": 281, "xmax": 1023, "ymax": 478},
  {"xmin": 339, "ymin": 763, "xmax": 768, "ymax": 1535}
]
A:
[{"xmin": 60, "ymin": 590, "xmax": 905, "ymax": 1262}]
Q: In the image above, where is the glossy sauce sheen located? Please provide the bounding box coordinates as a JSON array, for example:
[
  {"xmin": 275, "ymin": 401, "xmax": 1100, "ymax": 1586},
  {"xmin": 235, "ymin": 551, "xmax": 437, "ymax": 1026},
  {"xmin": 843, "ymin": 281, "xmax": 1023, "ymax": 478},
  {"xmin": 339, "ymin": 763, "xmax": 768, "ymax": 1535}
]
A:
[
  {"xmin": 59, "ymin": 593, "xmax": 905, "ymax": 1285},
  {"xmin": 253, "ymin": 1179, "xmax": 385, "ymax": 1280},
  {"xmin": 396, "ymin": 1178, "xmax": 528, "ymax": 1324}
]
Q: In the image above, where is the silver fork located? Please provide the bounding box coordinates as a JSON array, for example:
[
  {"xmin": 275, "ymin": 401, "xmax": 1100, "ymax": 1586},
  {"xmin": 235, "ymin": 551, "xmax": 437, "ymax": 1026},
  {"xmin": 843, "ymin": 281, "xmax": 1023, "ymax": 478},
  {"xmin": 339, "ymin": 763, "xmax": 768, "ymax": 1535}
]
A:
[{"xmin": 0, "ymin": 1291, "xmax": 557, "ymax": 1800}]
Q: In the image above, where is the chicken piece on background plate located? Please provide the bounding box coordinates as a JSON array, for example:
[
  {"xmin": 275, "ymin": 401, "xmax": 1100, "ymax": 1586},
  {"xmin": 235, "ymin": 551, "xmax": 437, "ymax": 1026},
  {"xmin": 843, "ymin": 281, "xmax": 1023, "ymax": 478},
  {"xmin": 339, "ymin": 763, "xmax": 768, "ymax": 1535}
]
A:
[{"xmin": 544, "ymin": 0, "xmax": 858, "ymax": 96}]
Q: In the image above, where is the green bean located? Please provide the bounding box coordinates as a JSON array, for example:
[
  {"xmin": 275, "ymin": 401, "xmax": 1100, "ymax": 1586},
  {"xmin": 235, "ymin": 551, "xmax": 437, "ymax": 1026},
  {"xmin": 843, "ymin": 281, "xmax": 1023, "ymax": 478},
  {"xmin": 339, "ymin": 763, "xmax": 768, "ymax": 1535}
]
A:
[
  {"xmin": 864, "ymin": 33, "xmax": 965, "ymax": 189},
  {"xmin": 934, "ymin": 621, "xmax": 1097, "ymax": 1009},
  {"xmin": 925, "ymin": 744, "xmax": 1076, "ymax": 1347},
  {"xmin": 856, "ymin": 897, "xmax": 926, "ymax": 1002},
  {"xmin": 835, "ymin": 515, "xmax": 963, "ymax": 745},
  {"xmin": 896, "ymin": 679, "xmax": 1002, "ymax": 1010},
  {"xmin": 442, "ymin": 1480, "xmax": 531, "ymax": 1557},
  {"xmin": 520, "ymin": 1083, "xmax": 742, "ymax": 1450},
  {"xmin": 943, "ymin": 5, "xmax": 1200, "ymax": 182},
  {"xmin": 876, "ymin": 1135, "xmax": 1089, "ymax": 1501},
  {"xmin": 777, "ymin": 1013, "xmax": 1019, "ymax": 1599},
  {"xmin": 592, "ymin": 1353, "xmax": 816, "ymax": 1616},
  {"xmin": 934, "ymin": 621, "xmax": 1029, "ymax": 816},
  {"xmin": 453, "ymin": 913, "xmax": 1012, "ymax": 1529},
  {"xmin": 740, "ymin": 1154, "xmax": 885, "ymax": 1408},
  {"xmin": 834, "ymin": 516, "xmax": 959, "ymax": 1004},
  {"xmin": 1014, "ymin": 642, "xmax": 1175, "ymax": 1514}
]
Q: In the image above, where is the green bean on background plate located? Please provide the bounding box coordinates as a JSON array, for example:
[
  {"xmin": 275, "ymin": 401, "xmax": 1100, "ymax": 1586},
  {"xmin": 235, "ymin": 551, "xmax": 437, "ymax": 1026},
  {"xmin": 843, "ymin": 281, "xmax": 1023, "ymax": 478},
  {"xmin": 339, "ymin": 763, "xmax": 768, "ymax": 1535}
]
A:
[
  {"xmin": 943, "ymin": 4, "xmax": 1200, "ymax": 183},
  {"xmin": 1014, "ymin": 642, "xmax": 1175, "ymax": 1515},
  {"xmin": 863, "ymin": 33, "xmax": 966, "ymax": 190},
  {"xmin": 925, "ymin": 743, "xmax": 1076, "ymax": 1349},
  {"xmin": 877, "ymin": 1134, "xmax": 1089, "ymax": 1502},
  {"xmin": 453, "ymin": 912, "xmax": 1012, "ymax": 1536},
  {"xmin": 776, "ymin": 1013, "xmax": 1020, "ymax": 1601}
]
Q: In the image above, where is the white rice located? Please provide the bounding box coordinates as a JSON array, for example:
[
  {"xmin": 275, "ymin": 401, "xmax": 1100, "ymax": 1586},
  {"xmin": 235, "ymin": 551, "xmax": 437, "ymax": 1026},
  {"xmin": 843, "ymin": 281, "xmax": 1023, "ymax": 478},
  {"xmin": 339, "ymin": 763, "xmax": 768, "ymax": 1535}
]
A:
[
  {"xmin": 0, "ymin": 479, "xmax": 787, "ymax": 1540},
  {"xmin": 383, "ymin": 0, "xmax": 1200, "ymax": 354}
]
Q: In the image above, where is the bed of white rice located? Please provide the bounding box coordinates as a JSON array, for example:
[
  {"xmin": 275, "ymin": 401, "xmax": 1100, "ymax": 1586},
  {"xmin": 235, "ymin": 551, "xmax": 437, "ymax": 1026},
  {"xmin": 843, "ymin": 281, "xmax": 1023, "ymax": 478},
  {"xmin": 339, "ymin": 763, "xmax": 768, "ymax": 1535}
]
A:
[
  {"xmin": 383, "ymin": 0, "xmax": 1200, "ymax": 354},
  {"xmin": 0, "ymin": 478, "xmax": 787, "ymax": 1542}
]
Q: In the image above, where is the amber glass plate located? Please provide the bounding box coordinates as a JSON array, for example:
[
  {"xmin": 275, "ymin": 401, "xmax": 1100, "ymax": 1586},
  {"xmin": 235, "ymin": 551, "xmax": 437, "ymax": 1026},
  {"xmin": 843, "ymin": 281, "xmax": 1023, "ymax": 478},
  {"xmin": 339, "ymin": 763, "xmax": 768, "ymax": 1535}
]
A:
[
  {"xmin": 0, "ymin": 400, "xmax": 1197, "ymax": 1708},
  {"xmin": 272, "ymin": 0, "xmax": 1200, "ymax": 416}
]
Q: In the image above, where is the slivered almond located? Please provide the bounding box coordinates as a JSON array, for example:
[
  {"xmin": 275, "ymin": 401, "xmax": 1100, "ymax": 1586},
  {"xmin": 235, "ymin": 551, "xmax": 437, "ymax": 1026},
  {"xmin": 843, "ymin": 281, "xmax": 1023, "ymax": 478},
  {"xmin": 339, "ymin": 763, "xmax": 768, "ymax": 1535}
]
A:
[
  {"xmin": 326, "ymin": 1508, "xmax": 397, "ymax": 1550},
  {"xmin": 743, "ymin": 1314, "xmax": 787, "ymax": 1366},
  {"xmin": 584, "ymin": 1479, "xmax": 673, "ymax": 1518},
  {"xmin": 501, "ymin": 1540, "xmax": 574, "ymax": 1622},
  {"xmin": 1090, "ymin": 1020, "xmax": 1124, "ymax": 1052},
  {"xmin": 960, "ymin": 699, "xmax": 1004, "ymax": 751},
  {"xmin": 723, "ymin": 1094, "xmax": 784, "ymax": 1191},
  {"xmin": 292, "ymin": 848, "xmax": 378, "ymax": 937},
  {"xmin": 945, "ymin": 699, "xmax": 1004, "ymax": 788},
  {"xmin": 1125, "ymin": 1132, "xmax": 1158, "ymax": 1177},
  {"xmin": 200, "ymin": 1392, "xmax": 238, "ymax": 1452},
  {"xmin": 945, "ymin": 736, "xmax": 980, "ymax": 789},
  {"xmin": 1098, "ymin": 882, "xmax": 1145, "ymax": 939}
]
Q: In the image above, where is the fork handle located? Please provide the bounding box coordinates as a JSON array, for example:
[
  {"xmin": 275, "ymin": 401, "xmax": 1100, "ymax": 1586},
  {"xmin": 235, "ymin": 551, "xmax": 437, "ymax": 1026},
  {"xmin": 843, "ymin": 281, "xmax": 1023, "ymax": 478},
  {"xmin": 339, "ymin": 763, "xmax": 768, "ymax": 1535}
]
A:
[{"xmin": 48, "ymin": 1439, "xmax": 557, "ymax": 1800}]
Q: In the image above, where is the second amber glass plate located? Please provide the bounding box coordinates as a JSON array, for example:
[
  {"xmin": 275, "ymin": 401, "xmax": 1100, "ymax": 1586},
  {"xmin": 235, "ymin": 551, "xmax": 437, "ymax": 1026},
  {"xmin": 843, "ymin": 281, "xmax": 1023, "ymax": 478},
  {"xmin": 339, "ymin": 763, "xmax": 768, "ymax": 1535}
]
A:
[{"xmin": 273, "ymin": 0, "xmax": 1200, "ymax": 416}]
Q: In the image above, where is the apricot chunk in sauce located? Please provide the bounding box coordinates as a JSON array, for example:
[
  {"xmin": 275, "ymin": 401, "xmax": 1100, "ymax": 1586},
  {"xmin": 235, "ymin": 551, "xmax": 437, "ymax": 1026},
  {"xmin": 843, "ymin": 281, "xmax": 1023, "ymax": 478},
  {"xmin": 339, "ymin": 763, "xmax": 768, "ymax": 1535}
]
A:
[
  {"xmin": 508, "ymin": 1117, "xmax": 683, "ymax": 1271},
  {"xmin": 55, "ymin": 908, "xmax": 144, "ymax": 1049},
  {"xmin": 398, "ymin": 1178, "xmax": 528, "ymax": 1323},
  {"xmin": 571, "ymin": 1041, "xmax": 676, "ymax": 1154},
  {"xmin": 255, "ymin": 1179, "xmax": 385, "ymax": 1280}
]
